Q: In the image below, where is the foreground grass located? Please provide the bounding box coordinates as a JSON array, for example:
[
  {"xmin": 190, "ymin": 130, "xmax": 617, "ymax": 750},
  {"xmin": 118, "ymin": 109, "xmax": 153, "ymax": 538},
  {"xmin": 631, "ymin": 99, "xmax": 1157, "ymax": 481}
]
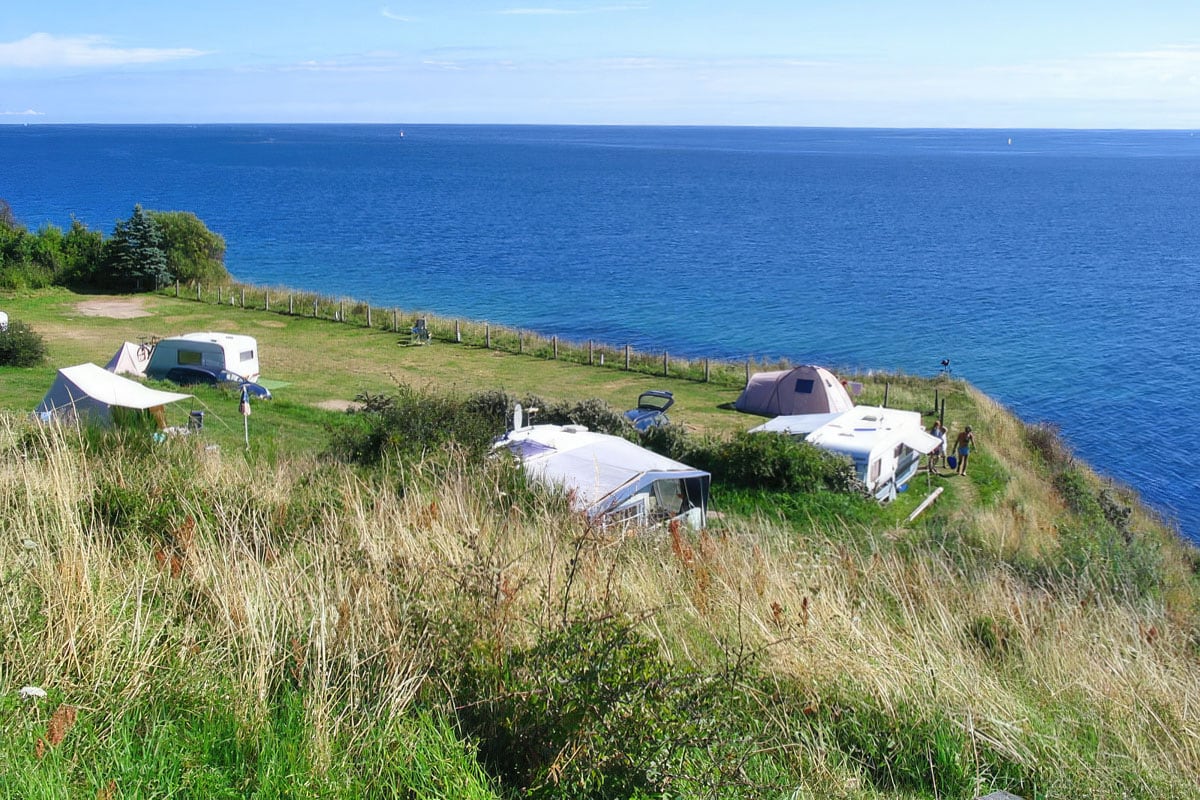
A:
[
  {"xmin": 3, "ymin": 288, "xmax": 1200, "ymax": 797},
  {"xmin": 1, "ymin": 415, "xmax": 1198, "ymax": 798}
]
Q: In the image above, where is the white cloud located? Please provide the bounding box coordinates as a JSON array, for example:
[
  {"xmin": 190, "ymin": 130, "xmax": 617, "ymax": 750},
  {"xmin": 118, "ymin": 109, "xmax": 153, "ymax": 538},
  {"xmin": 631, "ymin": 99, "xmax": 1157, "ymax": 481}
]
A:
[
  {"xmin": 498, "ymin": 4, "xmax": 647, "ymax": 15},
  {"xmin": 0, "ymin": 33, "xmax": 206, "ymax": 68},
  {"xmin": 0, "ymin": 109, "xmax": 44, "ymax": 116},
  {"xmin": 381, "ymin": 7, "xmax": 413, "ymax": 22}
]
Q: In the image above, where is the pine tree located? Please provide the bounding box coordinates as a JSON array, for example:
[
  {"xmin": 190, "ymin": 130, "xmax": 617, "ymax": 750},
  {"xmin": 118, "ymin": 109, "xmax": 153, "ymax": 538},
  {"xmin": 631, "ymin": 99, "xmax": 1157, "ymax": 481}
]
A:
[{"xmin": 105, "ymin": 204, "xmax": 169, "ymax": 290}]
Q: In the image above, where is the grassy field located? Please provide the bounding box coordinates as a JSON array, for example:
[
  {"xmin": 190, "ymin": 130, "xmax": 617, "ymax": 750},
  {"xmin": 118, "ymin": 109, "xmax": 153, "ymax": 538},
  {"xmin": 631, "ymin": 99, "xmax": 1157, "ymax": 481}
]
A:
[{"xmin": 2, "ymin": 288, "xmax": 1199, "ymax": 799}]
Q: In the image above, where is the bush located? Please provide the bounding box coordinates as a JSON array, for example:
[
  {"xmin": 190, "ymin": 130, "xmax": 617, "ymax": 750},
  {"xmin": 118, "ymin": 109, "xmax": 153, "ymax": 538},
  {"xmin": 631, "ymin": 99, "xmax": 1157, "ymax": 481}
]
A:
[
  {"xmin": 328, "ymin": 384, "xmax": 500, "ymax": 466},
  {"xmin": 452, "ymin": 615, "xmax": 774, "ymax": 799},
  {"xmin": 0, "ymin": 319, "xmax": 47, "ymax": 367}
]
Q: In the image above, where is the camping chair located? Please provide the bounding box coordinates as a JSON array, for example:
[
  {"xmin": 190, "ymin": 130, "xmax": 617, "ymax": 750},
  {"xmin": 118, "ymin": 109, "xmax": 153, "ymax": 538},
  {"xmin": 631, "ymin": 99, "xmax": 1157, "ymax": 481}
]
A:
[{"xmin": 409, "ymin": 318, "xmax": 431, "ymax": 345}]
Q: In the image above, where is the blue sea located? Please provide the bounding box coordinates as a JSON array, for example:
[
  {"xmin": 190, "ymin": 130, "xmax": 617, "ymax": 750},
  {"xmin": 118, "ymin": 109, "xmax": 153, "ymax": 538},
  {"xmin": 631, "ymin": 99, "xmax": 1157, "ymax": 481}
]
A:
[{"xmin": 3, "ymin": 124, "xmax": 1198, "ymax": 539}]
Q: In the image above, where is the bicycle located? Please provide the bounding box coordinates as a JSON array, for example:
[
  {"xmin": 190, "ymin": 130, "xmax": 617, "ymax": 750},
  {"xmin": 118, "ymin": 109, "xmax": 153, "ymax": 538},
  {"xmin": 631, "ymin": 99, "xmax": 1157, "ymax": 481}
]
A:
[{"xmin": 137, "ymin": 335, "xmax": 161, "ymax": 361}]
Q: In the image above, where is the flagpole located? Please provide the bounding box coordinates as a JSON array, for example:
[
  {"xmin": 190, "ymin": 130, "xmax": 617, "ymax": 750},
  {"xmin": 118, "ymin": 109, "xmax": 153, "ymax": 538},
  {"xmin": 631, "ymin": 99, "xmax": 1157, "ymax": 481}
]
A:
[{"xmin": 240, "ymin": 387, "xmax": 250, "ymax": 449}]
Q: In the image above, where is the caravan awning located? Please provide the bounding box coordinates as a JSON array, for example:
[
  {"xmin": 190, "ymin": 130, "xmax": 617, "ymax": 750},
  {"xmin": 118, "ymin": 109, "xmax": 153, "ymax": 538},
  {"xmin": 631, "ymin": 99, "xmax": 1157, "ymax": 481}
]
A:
[
  {"xmin": 37, "ymin": 362, "xmax": 191, "ymax": 417},
  {"xmin": 898, "ymin": 428, "xmax": 943, "ymax": 454},
  {"xmin": 497, "ymin": 425, "xmax": 710, "ymax": 520}
]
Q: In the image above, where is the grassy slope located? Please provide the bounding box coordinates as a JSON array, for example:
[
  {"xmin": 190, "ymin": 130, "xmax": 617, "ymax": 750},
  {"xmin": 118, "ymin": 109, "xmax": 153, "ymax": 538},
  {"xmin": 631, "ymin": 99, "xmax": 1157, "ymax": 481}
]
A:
[{"xmin": 2, "ymin": 288, "xmax": 1199, "ymax": 798}]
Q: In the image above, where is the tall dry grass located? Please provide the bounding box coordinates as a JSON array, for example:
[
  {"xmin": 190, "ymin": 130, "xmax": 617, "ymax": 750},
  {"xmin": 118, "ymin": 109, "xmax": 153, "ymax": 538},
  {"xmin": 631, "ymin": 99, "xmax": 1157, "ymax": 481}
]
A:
[{"xmin": 3, "ymin": 410, "xmax": 1199, "ymax": 796}]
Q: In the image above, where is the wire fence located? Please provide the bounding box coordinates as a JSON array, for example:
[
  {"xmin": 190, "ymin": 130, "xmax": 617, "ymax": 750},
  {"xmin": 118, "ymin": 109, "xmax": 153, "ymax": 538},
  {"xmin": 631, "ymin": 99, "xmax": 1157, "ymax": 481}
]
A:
[{"xmin": 164, "ymin": 280, "xmax": 812, "ymax": 389}]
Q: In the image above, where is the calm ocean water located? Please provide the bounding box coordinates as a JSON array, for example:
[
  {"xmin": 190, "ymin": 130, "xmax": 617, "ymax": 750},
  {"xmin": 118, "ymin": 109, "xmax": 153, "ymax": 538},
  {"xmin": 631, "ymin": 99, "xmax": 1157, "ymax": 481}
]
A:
[{"xmin": 3, "ymin": 124, "xmax": 1198, "ymax": 538}]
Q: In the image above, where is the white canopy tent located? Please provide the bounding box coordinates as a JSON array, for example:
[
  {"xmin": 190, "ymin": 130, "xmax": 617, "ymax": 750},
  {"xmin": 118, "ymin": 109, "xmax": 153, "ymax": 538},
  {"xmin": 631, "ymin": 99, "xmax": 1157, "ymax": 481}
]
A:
[
  {"xmin": 495, "ymin": 424, "xmax": 710, "ymax": 528},
  {"xmin": 104, "ymin": 341, "xmax": 151, "ymax": 377},
  {"xmin": 35, "ymin": 362, "xmax": 192, "ymax": 425}
]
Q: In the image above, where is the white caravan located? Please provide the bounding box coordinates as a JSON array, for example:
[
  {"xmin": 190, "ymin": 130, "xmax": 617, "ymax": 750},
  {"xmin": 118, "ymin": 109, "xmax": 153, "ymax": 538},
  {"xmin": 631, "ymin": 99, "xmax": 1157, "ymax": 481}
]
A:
[
  {"xmin": 145, "ymin": 332, "xmax": 261, "ymax": 381},
  {"xmin": 751, "ymin": 406, "xmax": 942, "ymax": 503}
]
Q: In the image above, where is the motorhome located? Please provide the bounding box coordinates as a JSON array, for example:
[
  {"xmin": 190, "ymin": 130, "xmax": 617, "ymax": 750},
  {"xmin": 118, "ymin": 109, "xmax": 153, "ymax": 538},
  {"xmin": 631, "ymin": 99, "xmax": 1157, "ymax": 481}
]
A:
[
  {"xmin": 751, "ymin": 406, "xmax": 941, "ymax": 503},
  {"xmin": 145, "ymin": 332, "xmax": 260, "ymax": 381}
]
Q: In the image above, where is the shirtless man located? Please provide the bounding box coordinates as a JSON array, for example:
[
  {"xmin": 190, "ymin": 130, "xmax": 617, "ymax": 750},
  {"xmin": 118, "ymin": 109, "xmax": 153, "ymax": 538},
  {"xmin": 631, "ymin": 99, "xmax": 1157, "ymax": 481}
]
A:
[{"xmin": 954, "ymin": 426, "xmax": 974, "ymax": 475}]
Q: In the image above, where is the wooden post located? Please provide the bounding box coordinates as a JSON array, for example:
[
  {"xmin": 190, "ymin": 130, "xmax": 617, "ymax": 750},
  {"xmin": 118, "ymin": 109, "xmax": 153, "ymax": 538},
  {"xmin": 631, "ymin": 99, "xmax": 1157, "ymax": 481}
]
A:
[
  {"xmin": 934, "ymin": 388, "xmax": 939, "ymax": 414},
  {"xmin": 197, "ymin": 283, "xmax": 202, "ymax": 301},
  {"xmin": 746, "ymin": 360, "xmax": 751, "ymax": 384},
  {"xmin": 940, "ymin": 398, "xmax": 946, "ymax": 425},
  {"xmin": 313, "ymin": 299, "xmax": 318, "ymax": 317},
  {"xmin": 704, "ymin": 358, "xmax": 710, "ymax": 382},
  {"xmin": 366, "ymin": 305, "xmax": 372, "ymax": 328},
  {"xmin": 218, "ymin": 286, "xmax": 222, "ymax": 304},
  {"xmin": 175, "ymin": 280, "xmax": 179, "ymax": 297},
  {"xmin": 518, "ymin": 332, "xmax": 524, "ymax": 354},
  {"xmin": 485, "ymin": 323, "xmax": 491, "ymax": 349},
  {"xmin": 240, "ymin": 287, "xmax": 245, "ymax": 307},
  {"xmin": 663, "ymin": 351, "xmax": 668, "ymax": 377},
  {"xmin": 625, "ymin": 345, "xmax": 631, "ymax": 370},
  {"xmin": 289, "ymin": 294, "xmax": 294, "ymax": 315},
  {"xmin": 339, "ymin": 300, "xmax": 344, "ymax": 322},
  {"xmin": 883, "ymin": 383, "xmax": 890, "ymax": 408},
  {"xmin": 265, "ymin": 290, "xmax": 270, "ymax": 312},
  {"xmin": 553, "ymin": 336, "xmax": 558, "ymax": 359},
  {"xmin": 392, "ymin": 309, "xmax": 398, "ymax": 332},
  {"xmin": 455, "ymin": 320, "xmax": 461, "ymax": 343},
  {"xmin": 588, "ymin": 340, "xmax": 593, "ymax": 365}
]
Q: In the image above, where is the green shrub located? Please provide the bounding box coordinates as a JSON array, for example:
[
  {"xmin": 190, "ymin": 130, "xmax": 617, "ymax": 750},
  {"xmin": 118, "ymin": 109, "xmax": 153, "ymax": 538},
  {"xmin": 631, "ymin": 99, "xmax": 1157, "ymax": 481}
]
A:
[
  {"xmin": 452, "ymin": 616, "xmax": 775, "ymax": 799},
  {"xmin": 329, "ymin": 384, "xmax": 499, "ymax": 466},
  {"xmin": 712, "ymin": 431, "xmax": 859, "ymax": 493},
  {"xmin": 0, "ymin": 319, "xmax": 47, "ymax": 366}
]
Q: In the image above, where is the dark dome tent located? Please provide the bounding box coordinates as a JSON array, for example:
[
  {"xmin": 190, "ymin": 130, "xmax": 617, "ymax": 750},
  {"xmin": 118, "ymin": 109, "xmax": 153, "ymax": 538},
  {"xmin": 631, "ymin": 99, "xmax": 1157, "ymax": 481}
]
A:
[{"xmin": 733, "ymin": 365, "xmax": 854, "ymax": 417}]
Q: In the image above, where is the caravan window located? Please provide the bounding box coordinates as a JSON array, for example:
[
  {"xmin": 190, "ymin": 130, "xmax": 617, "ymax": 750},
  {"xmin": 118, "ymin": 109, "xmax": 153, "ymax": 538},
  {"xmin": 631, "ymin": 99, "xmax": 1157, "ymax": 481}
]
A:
[
  {"xmin": 869, "ymin": 459, "xmax": 881, "ymax": 484},
  {"xmin": 177, "ymin": 350, "xmax": 202, "ymax": 366},
  {"xmin": 793, "ymin": 378, "xmax": 815, "ymax": 394},
  {"xmin": 240, "ymin": 350, "xmax": 255, "ymax": 363}
]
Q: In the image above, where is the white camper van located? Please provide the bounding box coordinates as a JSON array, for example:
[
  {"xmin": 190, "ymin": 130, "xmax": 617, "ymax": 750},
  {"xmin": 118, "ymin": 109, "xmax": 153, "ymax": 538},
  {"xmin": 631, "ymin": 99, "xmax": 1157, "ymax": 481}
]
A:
[
  {"xmin": 750, "ymin": 406, "xmax": 942, "ymax": 503},
  {"xmin": 145, "ymin": 332, "xmax": 261, "ymax": 381}
]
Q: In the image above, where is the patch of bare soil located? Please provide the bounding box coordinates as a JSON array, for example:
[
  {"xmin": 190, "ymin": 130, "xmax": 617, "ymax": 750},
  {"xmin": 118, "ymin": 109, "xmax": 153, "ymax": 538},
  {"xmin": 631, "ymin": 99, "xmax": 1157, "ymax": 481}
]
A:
[
  {"xmin": 74, "ymin": 297, "xmax": 151, "ymax": 319},
  {"xmin": 315, "ymin": 399, "xmax": 362, "ymax": 412}
]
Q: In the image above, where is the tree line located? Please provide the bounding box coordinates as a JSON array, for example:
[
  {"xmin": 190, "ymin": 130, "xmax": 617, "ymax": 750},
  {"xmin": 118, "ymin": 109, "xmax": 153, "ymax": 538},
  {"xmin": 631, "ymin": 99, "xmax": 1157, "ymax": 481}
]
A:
[{"xmin": 0, "ymin": 199, "xmax": 230, "ymax": 292}]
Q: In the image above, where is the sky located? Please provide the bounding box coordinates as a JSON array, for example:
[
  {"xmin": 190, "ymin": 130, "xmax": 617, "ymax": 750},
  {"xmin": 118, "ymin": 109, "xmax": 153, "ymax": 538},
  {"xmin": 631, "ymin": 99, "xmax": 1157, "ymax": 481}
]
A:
[{"xmin": 1, "ymin": 1, "xmax": 1198, "ymax": 127}]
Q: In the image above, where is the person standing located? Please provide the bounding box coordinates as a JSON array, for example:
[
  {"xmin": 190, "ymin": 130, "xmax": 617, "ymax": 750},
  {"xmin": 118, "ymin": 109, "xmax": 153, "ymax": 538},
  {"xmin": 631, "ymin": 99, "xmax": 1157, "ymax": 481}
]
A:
[
  {"xmin": 954, "ymin": 426, "xmax": 974, "ymax": 475},
  {"xmin": 929, "ymin": 420, "xmax": 947, "ymax": 471}
]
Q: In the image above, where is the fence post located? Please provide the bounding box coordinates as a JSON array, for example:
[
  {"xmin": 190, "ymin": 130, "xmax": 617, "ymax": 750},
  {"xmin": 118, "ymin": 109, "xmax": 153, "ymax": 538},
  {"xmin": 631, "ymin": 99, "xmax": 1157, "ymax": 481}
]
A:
[
  {"xmin": 553, "ymin": 336, "xmax": 558, "ymax": 359},
  {"xmin": 518, "ymin": 332, "xmax": 524, "ymax": 354},
  {"xmin": 704, "ymin": 358, "xmax": 710, "ymax": 382},
  {"xmin": 218, "ymin": 286, "xmax": 222, "ymax": 304},
  {"xmin": 625, "ymin": 345, "xmax": 631, "ymax": 370},
  {"xmin": 663, "ymin": 351, "xmax": 668, "ymax": 377},
  {"xmin": 883, "ymin": 383, "xmax": 890, "ymax": 408},
  {"xmin": 265, "ymin": 290, "xmax": 270, "ymax": 312},
  {"xmin": 313, "ymin": 299, "xmax": 318, "ymax": 317},
  {"xmin": 197, "ymin": 283, "xmax": 202, "ymax": 301},
  {"xmin": 455, "ymin": 320, "xmax": 461, "ymax": 343},
  {"xmin": 934, "ymin": 387, "xmax": 939, "ymax": 413},
  {"xmin": 240, "ymin": 287, "xmax": 245, "ymax": 307},
  {"xmin": 485, "ymin": 323, "xmax": 491, "ymax": 349},
  {"xmin": 588, "ymin": 340, "xmax": 593, "ymax": 365},
  {"xmin": 392, "ymin": 309, "xmax": 398, "ymax": 332},
  {"xmin": 339, "ymin": 301, "xmax": 344, "ymax": 322},
  {"xmin": 366, "ymin": 305, "xmax": 372, "ymax": 328},
  {"xmin": 940, "ymin": 398, "xmax": 946, "ymax": 425},
  {"xmin": 745, "ymin": 360, "xmax": 751, "ymax": 384},
  {"xmin": 175, "ymin": 281, "xmax": 179, "ymax": 298}
]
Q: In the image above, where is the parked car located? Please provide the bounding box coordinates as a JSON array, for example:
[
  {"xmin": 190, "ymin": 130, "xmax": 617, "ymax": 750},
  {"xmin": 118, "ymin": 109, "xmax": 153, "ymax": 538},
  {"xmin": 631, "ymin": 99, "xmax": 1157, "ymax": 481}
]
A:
[
  {"xmin": 163, "ymin": 366, "xmax": 272, "ymax": 400},
  {"xmin": 623, "ymin": 390, "xmax": 674, "ymax": 432}
]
